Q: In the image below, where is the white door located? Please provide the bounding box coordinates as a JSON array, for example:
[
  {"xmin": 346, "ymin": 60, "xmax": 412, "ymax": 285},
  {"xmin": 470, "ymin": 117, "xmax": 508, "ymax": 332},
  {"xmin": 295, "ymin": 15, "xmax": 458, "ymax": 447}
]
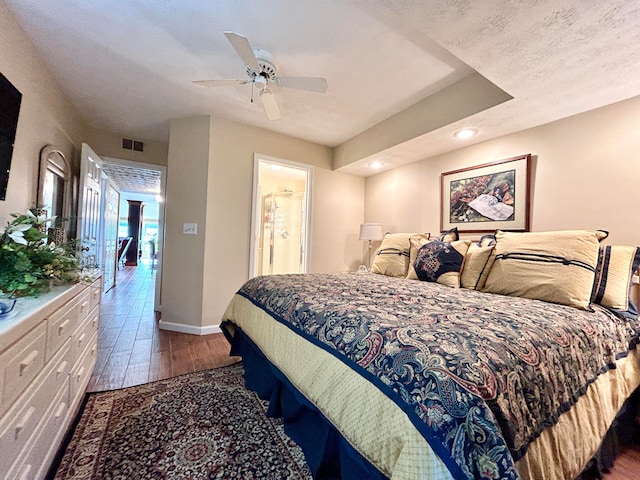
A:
[
  {"xmin": 77, "ymin": 143, "xmax": 104, "ymax": 269},
  {"xmin": 102, "ymin": 179, "xmax": 120, "ymax": 292}
]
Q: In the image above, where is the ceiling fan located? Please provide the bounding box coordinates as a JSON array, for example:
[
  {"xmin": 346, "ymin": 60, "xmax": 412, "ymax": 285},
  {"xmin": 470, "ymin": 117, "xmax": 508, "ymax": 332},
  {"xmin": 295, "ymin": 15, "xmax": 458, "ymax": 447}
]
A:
[{"xmin": 194, "ymin": 32, "xmax": 328, "ymax": 120}]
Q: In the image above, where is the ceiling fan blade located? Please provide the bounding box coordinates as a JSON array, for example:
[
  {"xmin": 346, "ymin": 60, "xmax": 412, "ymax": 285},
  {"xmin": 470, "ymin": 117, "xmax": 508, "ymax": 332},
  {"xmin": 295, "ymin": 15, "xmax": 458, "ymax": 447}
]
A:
[
  {"xmin": 259, "ymin": 89, "xmax": 281, "ymax": 120},
  {"xmin": 194, "ymin": 79, "xmax": 249, "ymax": 87},
  {"xmin": 277, "ymin": 76, "xmax": 328, "ymax": 93},
  {"xmin": 224, "ymin": 31, "xmax": 260, "ymax": 71}
]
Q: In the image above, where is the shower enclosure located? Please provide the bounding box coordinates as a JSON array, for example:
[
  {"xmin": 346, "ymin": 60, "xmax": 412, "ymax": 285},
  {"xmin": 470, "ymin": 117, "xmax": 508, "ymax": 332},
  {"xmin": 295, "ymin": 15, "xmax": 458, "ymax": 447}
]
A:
[{"xmin": 259, "ymin": 192, "xmax": 305, "ymax": 275}]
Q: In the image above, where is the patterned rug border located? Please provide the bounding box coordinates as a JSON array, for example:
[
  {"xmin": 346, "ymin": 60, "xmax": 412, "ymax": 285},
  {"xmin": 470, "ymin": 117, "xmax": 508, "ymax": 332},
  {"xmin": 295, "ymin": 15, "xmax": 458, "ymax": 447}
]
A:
[{"xmin": 51, "ymin": 362, "xmax": 312, "ymax": 480}]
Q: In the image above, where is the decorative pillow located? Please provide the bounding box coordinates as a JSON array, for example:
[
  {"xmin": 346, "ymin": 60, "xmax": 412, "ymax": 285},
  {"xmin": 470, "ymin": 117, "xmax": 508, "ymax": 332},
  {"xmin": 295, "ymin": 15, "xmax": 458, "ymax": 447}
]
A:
[
  {"xmin": 438, "ymin": 227, "xmax": 459, "ymax": 243},
  {"xmin": 371, "ymin": 232, "xmax": 429, "ymax": 277},
  {"xmin": 460, "ymin": 235, "xmax": 497, "ymax": 290},
  {"xmin": 406, "ymin": 235, "xmax": 431, "ymax": 280},
  {"xmin": 412, "ymin": 240, "xmax": 470, "ymax": 288},
  {"xmin": 591, "ymin": 245, "xmax": 640, "ymax": 319},
  {"xmin": 483, "ymin": 230, "xmax": 602, "ymax": 309},
  {"xmin": 405, "ymin": 228, "xmax": 460, "ymax": 280}
]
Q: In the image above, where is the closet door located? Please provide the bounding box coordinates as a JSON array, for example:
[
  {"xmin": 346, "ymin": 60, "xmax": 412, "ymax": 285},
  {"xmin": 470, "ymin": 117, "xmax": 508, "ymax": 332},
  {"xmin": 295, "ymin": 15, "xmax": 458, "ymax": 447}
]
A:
[
  {"xmin": 102, "ymin": 179, "xmax": 120, "ymax": 292},
  {"xmin": 77, "ymin": 143, "xmax": 104, "ymax": 269}
]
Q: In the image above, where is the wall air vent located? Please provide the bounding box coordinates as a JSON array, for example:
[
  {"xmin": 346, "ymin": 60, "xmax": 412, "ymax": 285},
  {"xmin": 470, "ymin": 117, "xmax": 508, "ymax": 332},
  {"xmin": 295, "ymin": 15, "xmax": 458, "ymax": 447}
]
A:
[{"xmin": 122, "ymin": 138, "xmax": 144, "ymax": 152}]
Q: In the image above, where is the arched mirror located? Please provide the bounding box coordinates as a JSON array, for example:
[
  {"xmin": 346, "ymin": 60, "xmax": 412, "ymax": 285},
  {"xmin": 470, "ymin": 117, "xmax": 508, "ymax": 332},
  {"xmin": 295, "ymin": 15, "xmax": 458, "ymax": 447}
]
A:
[{"xmin": 37, "ymin": 145, "xmax": 71, "ymax": 244}]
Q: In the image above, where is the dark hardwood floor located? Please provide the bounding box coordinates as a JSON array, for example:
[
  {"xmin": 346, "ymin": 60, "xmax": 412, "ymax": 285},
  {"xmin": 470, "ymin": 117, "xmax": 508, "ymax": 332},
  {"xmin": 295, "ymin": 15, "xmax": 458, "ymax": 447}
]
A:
[
  {"xmin": 87, "ymin": 260, "xmax": 239, "ymax": 392},
  {"xmin": 86, "ymin": 261, "xmax": 639, "ymax": 479}
]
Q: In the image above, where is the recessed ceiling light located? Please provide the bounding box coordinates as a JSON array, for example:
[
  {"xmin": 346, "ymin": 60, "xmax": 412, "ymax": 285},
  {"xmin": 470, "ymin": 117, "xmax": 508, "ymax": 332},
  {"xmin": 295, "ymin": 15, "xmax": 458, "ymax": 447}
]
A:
[
  {"xmin": 454, "ymin": 128, "xmax": 478, "ymax": 140},
  {"xmin": 369, "ymin": 160, "xmax": 384, "ymax": 169}
]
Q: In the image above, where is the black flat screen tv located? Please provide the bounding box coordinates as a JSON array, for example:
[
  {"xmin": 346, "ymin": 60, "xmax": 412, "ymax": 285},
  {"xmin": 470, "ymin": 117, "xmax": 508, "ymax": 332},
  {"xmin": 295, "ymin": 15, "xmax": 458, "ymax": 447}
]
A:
[{"xmin": 0, "ymin": 72, "xmax": 22, "ymax": 201}]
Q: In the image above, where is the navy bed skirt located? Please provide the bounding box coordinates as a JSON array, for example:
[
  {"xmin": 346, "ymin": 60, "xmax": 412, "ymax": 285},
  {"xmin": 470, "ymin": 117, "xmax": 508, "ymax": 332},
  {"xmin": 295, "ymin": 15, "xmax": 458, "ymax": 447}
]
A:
[{"xmin": 221, "ymin": 321, "xmax": 387, "ymax": 480}]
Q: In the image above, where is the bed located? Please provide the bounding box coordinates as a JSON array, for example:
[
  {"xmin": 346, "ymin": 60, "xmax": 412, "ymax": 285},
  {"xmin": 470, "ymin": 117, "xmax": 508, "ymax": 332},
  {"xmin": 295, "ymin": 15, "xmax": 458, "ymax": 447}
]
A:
[{"xmin": 221, "ymin": 230, "xmax": 640, "ymax": 480}]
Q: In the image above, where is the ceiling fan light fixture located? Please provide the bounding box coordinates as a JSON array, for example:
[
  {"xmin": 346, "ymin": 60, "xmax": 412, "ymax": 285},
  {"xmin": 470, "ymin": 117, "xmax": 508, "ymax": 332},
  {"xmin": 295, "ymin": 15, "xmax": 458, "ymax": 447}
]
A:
[
  {"xmin": 254, "ymin": 74, "xmax": 267, "ymax": 90},
  {"xmin": 454, "ymin": 128, "xmax": 478, "ymax": 140}
]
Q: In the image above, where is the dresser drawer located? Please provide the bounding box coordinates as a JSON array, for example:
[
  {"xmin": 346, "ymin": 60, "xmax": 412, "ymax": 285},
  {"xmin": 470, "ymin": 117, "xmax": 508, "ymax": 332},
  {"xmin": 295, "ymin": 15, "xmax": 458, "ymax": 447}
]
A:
[
  {"xmin": 0, "ymin": 322, "xmax": 47, "ymax": 414},
  {"xmin": 45, "ymin": 289, "xmax": 89, "ymax": 362},
  {"xmin": 89, "ymin": 278, "xmax": 102, "ymax": 312},
  {"xmin": 0, "ymin": 341, "xmax": 71, "ymax": 476},
  {"xmin": 70, "ymin": 330, "xmax": 97, "ymax": 402},
  {"xmin": 6, "ymin": 377, "xmax": 70, "ymax": 480},
  {"xmin": 70, "ymin": 304, "xmax": 99, "ymax": 360}
]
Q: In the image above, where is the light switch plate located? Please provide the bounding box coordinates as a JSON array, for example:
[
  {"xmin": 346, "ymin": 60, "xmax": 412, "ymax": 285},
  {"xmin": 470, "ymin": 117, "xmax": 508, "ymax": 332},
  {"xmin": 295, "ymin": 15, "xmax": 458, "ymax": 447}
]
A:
[{"xmin": 183, "ymin": 223, "xmax": 197, "ymax": 235}]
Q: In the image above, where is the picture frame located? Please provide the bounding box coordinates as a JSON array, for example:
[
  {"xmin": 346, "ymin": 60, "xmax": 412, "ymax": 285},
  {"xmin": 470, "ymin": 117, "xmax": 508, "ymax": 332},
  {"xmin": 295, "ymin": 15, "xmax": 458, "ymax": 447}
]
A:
[{"xmin": 440, "ymin": 153, "xmax": 531, "ymax": 233}]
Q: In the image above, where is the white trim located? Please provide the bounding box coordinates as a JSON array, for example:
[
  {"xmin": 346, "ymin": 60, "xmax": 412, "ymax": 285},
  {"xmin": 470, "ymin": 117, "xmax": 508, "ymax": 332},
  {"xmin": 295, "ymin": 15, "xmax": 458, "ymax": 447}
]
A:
[{"xmin": 158, "ymin": 320, "xmax": 221, "ymax": 335}]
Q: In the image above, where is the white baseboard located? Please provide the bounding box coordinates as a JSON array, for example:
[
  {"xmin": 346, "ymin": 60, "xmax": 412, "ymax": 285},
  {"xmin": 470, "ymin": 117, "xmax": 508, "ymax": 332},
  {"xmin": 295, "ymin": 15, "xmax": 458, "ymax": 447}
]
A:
[{"xmin": 158, "ymin": 320, "xmax": 222, "ymax": 336}]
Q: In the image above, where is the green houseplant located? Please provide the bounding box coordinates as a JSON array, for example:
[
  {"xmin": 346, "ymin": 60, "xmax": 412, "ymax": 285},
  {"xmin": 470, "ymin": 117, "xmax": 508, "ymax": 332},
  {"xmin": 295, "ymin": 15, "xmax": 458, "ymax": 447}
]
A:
[{"xmin": 0, "ymin": 210, "xmax": 81, "ymax": 297}]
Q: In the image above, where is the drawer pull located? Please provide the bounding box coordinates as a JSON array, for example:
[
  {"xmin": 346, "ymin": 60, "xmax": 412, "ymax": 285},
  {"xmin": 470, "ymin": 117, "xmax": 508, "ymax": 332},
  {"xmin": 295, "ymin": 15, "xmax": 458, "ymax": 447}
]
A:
[
  {"xmin": 78, "ymin": 333, "xmax": 86, "ymax": 346},
  {"xmin": 56, "ymin": 360, "xmax": 68, "ymax": 378},
  {"xmin": 55, "ymin": 401, "xmax": 67, "ymax": 420},
  {"xmin": 80, "ymin": 300, "xmax": 89, "ymax": 313},
  {"xmin": 19, "ymin": 350, "xmax": 39, "ymax": 376},
  {"xmin": 77, "ymin": 366, "xmax": 86, "ymax": 381},
  {"xmin": 18, "ymin": 463, "xmax": 32, "ymax": 480},
  {"xmin": 15, "ymin": 406, "xmax": 35, "ymax": 439},
  {"xmin": 58, "ymin": 319, "xmax": 70, "ymax": 334}
]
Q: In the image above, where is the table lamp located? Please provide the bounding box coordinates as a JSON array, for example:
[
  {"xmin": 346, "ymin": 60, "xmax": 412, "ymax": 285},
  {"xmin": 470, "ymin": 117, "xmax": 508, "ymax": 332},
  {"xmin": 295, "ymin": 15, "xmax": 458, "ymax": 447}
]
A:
[{"xmin": 359, "ymin": 223, "xmax": 383, "ymax": 270}]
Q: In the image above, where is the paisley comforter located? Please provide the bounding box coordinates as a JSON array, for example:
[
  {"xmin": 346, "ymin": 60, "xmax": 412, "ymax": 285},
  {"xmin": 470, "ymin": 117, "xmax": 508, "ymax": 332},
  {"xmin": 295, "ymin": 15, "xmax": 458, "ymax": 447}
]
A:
[{"xmin": 223, "ymin": 273, "xmax": 640, "ymax": 479}]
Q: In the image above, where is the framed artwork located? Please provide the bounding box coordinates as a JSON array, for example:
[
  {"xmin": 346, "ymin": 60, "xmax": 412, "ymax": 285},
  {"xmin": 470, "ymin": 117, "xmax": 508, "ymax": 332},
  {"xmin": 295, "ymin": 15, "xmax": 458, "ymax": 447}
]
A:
[{"xmin": 440, "ymin": 153, "xmax": 531, "ymax": 233}]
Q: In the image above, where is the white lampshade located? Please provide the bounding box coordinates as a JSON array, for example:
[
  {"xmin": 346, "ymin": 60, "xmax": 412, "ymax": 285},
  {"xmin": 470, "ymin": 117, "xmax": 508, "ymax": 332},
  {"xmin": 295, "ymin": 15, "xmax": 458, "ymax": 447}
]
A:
[{"xmin": 359, "ymin": 223, "xmax": 383, "ymax": 241}]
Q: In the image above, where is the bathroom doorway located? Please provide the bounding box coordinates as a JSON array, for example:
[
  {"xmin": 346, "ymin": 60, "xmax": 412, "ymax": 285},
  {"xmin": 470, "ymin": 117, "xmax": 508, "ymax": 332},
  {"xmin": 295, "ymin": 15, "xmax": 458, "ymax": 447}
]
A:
[{"xmin": 249, "ymin": 154, "xmax": 312, "ymax": 278}]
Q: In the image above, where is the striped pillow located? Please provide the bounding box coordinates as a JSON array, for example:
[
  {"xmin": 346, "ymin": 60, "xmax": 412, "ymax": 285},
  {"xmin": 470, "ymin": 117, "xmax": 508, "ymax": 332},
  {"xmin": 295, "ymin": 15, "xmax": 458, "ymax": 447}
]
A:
[
  {"xmin": 371, "ymin": 232, "xmax": 429, "ymax": 277},
  {"xmin": 483, "ymin": 230, "xmax": 602, "ymax": 309},
  {"xmin": 591, "ymin": 245, "xmax": 640, "ymax": 319},
  {"xmin": 438, "ymin": 227, "xmax": 459, "ymax": 243},
  {"xmin": 461, "ymin": 235, "xmax": 497, "ymax": 290}
]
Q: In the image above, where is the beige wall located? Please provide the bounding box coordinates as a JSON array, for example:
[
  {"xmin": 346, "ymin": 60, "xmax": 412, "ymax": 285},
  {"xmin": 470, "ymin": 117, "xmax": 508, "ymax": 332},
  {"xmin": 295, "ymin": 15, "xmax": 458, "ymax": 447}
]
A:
[
  {"xmin": 160, "ymin": 116, "xmax": 364, "ymax": 332},
  {"xmin": 161, "ymin": 116, "xmax": 211, "ymax": 330},
  {"xmin": 199, "ymin": 117, "xmax": 364, "ymax": 328},
  {"xmin": 0, "ymin": 1, "xmax": 85, "ymax": 225},
  {"xmin": 365, "ymin": 95, "xmax": 640, "ymax": 246},
  {"xmin": 84, "ymin": 126, "xmax": 169, "ymax": 167}
]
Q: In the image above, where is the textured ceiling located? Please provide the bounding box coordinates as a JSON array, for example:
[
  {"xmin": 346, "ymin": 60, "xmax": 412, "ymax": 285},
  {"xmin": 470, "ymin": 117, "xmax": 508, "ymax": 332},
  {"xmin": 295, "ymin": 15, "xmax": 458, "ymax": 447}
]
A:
[
  {"xmin": 6, "ymin": 0, "xmax": 640, "ymax": 178},
  {"xmin": 101, "ymin": 162, "xmax": 161, "ymax": 196}
]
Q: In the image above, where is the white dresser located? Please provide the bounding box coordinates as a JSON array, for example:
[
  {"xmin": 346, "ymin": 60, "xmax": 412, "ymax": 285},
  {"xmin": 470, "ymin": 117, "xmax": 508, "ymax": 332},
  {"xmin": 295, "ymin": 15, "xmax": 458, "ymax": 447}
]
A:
[{"xmin": 0, "ymin": 277, "xmax": 101, "ymax": 480}]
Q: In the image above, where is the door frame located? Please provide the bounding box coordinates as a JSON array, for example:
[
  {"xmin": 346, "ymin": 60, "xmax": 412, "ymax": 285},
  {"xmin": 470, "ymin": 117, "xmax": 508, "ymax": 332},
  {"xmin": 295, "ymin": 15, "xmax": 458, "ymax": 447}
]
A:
[
  {"xmin": 249, "ymin": 153, "xmax": 313, "ymax": 278},
  {"xmin": 102, "ymin": 157, "xmax": 167, "ymax": 312}
]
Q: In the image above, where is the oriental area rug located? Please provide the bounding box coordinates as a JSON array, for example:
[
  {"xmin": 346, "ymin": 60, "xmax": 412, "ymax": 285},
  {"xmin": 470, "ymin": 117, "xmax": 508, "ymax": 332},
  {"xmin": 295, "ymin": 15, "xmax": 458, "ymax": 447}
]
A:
[{"xmin": 53, "ymin": 363, "xmax": 312, "ymax": 479}]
